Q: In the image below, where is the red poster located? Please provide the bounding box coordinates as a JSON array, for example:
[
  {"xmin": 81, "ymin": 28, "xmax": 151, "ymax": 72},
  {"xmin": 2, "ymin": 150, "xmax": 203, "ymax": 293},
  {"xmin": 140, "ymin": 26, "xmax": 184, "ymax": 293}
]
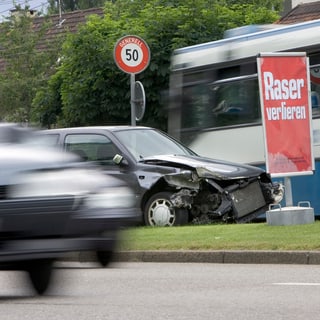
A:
[{"xmin": 257, "ymin": 53, "xmax": 314, "ymax": 177}]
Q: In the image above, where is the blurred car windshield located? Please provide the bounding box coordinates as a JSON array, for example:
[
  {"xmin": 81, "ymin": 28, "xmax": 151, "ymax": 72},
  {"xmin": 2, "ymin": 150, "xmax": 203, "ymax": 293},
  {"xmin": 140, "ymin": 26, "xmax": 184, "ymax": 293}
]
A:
[
  {"xmin": 114, "ymin": 128, "xmax": 196, "ymax": 161},
  {"xmin": 0, "ymin": 124, "xmax": 32, "ymax": 144}
]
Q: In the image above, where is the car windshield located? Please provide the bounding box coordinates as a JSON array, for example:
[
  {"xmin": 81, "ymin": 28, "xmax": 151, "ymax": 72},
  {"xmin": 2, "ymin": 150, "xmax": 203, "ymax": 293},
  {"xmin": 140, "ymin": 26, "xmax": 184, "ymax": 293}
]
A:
[
  {"xmin": 0, "ymin": 124, "xmax": 33, "ymax": 144},
  {"xmin": 114, "ymin": 128, "xmax": 196, "ymax": 161}
]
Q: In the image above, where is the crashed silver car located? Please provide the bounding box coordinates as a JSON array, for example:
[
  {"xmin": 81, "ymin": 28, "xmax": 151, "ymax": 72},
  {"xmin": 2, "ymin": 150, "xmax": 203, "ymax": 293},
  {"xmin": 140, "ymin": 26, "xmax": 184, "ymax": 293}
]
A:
[
  {"xmin": 34, "ymin": 126, "xmax": 284, "ymax": 227},
  {"xmin": 0, "ymin": 123, "xmax": 138, "ymax": 294}
]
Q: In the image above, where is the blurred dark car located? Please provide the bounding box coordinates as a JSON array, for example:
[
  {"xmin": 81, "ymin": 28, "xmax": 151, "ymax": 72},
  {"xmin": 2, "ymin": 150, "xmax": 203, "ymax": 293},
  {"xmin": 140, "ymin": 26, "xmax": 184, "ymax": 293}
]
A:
[
  {"xmin": 0, "ymin": 123, "xmax": 138, "ymax": 294},
  {"xmin": 34, "ymin": 126, "xmax": 284, "ymax": 227}
]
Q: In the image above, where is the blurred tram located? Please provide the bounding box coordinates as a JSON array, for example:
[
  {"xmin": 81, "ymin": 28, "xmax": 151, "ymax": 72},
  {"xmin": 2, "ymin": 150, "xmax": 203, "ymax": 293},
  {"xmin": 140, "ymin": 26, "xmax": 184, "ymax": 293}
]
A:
[{"xmin": 168, "ymin": 19, "xmax": 320, "ymax": 215}]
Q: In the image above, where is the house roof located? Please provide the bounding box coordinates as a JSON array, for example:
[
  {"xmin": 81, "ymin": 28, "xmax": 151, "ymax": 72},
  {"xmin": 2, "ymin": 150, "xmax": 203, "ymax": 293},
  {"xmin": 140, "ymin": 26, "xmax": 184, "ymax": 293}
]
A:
[
  {"xmin": 0, "ymin": 7, "xmax": 104, "ymax": 72},
  {"xmin": 277, "ymin": 1, "xmax": 320, "ymax": 24},
  {"xmin": 34, "ymin": 7, "xmax": 104, "ymax": 30},
  {"xmin": 33, "ymin": 7, "xmax": 104, "ymax": 46}
]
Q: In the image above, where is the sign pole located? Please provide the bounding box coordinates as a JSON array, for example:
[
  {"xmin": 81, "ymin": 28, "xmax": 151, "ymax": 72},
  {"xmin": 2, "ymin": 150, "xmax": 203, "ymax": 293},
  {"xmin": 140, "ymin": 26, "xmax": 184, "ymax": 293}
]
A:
[
  {"xmin": 284, "ymin": 177, "xmax": 293, "ymax": 206},
  {"xmin": 130, "ymin": 74, "xmax": 136, "ymax": 126}
]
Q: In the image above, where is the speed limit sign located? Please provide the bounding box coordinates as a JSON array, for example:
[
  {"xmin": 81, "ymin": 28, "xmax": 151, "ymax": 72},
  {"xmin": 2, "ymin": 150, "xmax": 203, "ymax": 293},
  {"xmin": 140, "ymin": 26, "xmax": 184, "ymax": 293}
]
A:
[{"xmin": 114, "ymin": 35, "xmax": 150, "ymax": 74}]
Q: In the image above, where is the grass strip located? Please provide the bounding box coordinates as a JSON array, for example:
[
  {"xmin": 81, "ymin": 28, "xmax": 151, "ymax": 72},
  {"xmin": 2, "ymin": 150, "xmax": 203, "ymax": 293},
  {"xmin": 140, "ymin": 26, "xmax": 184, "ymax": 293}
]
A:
[{"xmin": 119, "ymin": 221, "xmax": 320, "ymax": 251}]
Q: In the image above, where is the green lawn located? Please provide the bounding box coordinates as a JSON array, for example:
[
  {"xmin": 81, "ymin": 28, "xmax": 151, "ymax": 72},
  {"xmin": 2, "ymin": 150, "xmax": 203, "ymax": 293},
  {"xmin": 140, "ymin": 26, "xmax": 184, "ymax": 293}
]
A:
[{"xmin": 119, "ymin": 221, "xmax": 320, "ymax": 251}]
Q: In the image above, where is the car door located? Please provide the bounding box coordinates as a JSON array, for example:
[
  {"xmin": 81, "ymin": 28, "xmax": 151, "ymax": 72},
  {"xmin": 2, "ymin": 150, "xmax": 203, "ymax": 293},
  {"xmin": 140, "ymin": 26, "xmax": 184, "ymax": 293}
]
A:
[
  {"xmin": 63, "ymin": 132, "xmax": 124, "ymax": 173},
  {"xmin": 62, "ymin": 132, "xmax": 143, "ymax": 206}
]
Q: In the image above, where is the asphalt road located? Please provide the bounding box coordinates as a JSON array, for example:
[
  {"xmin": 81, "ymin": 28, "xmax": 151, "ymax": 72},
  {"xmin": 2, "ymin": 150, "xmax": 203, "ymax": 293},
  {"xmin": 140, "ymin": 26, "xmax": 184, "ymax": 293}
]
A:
[{"xmin": 1, "ymin": 262, "xmax": 320, "ymax": 320}]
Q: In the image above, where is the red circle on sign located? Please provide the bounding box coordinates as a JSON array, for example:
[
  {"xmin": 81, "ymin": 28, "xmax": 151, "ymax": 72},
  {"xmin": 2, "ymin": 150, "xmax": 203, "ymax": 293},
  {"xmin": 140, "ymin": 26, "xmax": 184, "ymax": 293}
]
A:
[{"xmin": 114, "ymin": 35, "xmax": 150, "ymax": 74}]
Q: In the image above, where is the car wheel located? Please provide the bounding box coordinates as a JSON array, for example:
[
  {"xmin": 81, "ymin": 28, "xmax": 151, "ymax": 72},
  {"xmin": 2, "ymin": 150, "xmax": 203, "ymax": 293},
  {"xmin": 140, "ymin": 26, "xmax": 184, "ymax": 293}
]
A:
[
  {"xmin": 144, "ymin": 192, "xmax": 189, "ymax": 226},
  {"xmin": 96, "ymin": 232, "xmax": 117, "ymax": 267},
  {"xmin": 26, "ymin": 259, "xmax": 54, "ymax": 295},
  {"xmin": 96, "ymin": 250, "xmax": 114, "ymax": 267}
]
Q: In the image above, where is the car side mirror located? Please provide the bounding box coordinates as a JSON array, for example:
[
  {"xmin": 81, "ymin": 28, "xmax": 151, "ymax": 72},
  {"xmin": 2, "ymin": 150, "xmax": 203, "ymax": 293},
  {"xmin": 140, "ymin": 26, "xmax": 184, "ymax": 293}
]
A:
[{"xmin": 113, "ymin": 154, "xmax": 128, "ymax": 166}]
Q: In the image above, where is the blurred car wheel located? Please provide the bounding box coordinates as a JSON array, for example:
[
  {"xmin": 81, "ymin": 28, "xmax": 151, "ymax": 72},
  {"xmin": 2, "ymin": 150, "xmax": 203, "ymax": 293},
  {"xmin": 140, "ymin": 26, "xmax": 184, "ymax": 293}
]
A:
[
  {"xmin": 144, "ymin": 192, "xmax": 189, "ymax": 227},
  {"xmin": 26, "ymin": 259, "xmax": 54, "ymax": 294},
  {"xmin": 96, "ymin": 250, "xmax": 114, "ymax": 267},
  {"xmin": 95, "ymin": 231, "xmax": 118, "ymax": 267}
]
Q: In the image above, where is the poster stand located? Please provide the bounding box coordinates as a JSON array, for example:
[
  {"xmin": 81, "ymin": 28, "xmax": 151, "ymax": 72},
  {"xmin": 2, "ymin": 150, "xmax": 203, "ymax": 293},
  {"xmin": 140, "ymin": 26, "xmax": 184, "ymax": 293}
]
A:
[{"xmin": 257, "ymin": 52, "xmax": 314, "ymax": 225}]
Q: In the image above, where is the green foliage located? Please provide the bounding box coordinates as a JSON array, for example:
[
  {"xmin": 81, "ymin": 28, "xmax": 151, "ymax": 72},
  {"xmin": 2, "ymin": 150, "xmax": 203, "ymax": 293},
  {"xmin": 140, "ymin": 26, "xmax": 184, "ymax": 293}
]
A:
[
  {"xmin": 31, "ymin": 0, "xmax": 280, "ymax": 128},
  {"xmin": 32, "ymin": 70, "xmax": 64, "ymax": 127},
  {"xmin": 225, "ymin": 0, "xmax": 283, "ymax": 11},
  {"xmin": 35, "ymin": 14, "xmax": 133, "ymax": 126},
  {"xmin": 0, "ymin": 10, "xmax": 63, "ymax": 123}
]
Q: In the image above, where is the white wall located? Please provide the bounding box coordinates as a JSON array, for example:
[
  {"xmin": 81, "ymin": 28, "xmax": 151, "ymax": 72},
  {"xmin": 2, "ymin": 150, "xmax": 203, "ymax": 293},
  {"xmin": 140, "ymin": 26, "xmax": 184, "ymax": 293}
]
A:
[{"xmin": 282, "ymin": 0, "xmax": 320, "ymax": 16}]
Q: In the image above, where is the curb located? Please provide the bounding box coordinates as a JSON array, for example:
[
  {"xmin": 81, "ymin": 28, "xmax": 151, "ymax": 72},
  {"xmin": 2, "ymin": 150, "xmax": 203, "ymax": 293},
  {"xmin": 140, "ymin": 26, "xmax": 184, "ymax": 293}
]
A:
[{"xmin": 75, "ymin": 250, "xmax": 320, "ymax": 265}]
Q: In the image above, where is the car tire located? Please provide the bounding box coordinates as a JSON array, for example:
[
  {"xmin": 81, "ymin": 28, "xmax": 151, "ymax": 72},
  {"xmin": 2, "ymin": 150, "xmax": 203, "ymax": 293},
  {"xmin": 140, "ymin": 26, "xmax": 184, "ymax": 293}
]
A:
[
  {"xmin": 144, "ymin": 192, "xmax": 189, "ymax": 226},
  {"xmin": 26, "ymin": 259, "xmax": 54, "ymax": 295},
  {"xmin": 96, "ymin": 250, "xmax": 114, "ymax": 267},
  {"xmin": 96, "ymin": 231, "xmax": 117, "ymax": 267}
]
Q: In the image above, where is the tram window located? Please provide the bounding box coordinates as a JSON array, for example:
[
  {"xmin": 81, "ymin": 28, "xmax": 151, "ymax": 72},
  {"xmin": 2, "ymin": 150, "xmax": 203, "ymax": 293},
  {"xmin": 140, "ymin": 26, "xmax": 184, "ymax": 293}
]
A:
[
  {"xmin": 181, "ymin": 84, "xmax": 213, "ymax": 130},
  {"xmin": 310, "ymin": 65, "xmax": 320, "ymax": 116},
  {"xmin": 179, "ymin": 69, "xmax": 261, "ymax": 130},
  {"xmin": 211, "ymin": 78, "xmax": 261, "ymax": 127},
  {"xmin": 180, "ymin": 70, "xmax": 214, "ymax": 130},
  {"xmin": 305, "ymin": 52, "xmax": 320, "ymax": 116}
]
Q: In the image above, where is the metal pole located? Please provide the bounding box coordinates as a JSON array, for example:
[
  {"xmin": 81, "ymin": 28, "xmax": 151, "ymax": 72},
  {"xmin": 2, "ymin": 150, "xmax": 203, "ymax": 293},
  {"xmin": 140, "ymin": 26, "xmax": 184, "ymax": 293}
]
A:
[
  {"xmin": 130, "ymin": 74, "xmax": 136, "ymax": 126},
  {"xmin": 284, "ymin": 176, "xmax": 293, "ymax": 206}
]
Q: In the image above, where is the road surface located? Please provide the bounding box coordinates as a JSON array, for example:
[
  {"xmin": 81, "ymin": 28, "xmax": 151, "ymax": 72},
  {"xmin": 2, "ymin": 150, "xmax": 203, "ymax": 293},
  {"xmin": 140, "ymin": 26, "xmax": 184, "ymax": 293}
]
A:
[{"xmin": 0, "ymin": 261, "xmax": 320, "ymax": 320}]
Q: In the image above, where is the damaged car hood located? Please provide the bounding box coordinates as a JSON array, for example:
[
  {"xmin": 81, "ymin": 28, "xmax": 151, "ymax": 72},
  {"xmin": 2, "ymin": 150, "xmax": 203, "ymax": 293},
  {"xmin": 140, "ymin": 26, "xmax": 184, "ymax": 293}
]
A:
[{"xmin": 140, "ymin": 154, "xmax": 264, "ymax": 180}]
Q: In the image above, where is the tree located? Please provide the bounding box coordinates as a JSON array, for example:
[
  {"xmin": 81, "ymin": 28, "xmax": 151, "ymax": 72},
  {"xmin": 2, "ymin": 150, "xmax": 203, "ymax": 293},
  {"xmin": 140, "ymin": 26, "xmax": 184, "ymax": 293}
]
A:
[
  {"xmin": 32, "ymin": 0, "xmax": 281, "ymax": 129},
  {"xmin": 0, "ymin": 6, "xmax": 63, "ymax": 123}
]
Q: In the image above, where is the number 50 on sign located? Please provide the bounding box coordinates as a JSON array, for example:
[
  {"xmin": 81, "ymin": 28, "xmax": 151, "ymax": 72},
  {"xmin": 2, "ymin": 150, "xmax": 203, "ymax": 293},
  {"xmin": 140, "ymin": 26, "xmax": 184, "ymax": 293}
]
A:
[{"xmin": 114, "ymin": 35, "xmax": 150, "ymax": 74}]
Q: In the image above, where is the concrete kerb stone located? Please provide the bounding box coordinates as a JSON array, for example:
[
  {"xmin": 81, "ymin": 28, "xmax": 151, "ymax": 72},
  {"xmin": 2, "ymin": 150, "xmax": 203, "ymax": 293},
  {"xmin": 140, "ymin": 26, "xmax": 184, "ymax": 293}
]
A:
[
  {"xmin": 222, "ymin": 250, "xmax": 310, "ymax": 264},
  {"xmin": 74, "ymin": 250, "xmax": 320, "ymax": 265},
  {"xmin": 114, "ymin": 251, "xmax": 225, "ymax": 263},
  {"xmin": 308, "ymin": 251, "xmax": 320, "ymax": 264},
  {"xmin": 113, "ymin": 250, "xmax": 314, "ymax": 264}
]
